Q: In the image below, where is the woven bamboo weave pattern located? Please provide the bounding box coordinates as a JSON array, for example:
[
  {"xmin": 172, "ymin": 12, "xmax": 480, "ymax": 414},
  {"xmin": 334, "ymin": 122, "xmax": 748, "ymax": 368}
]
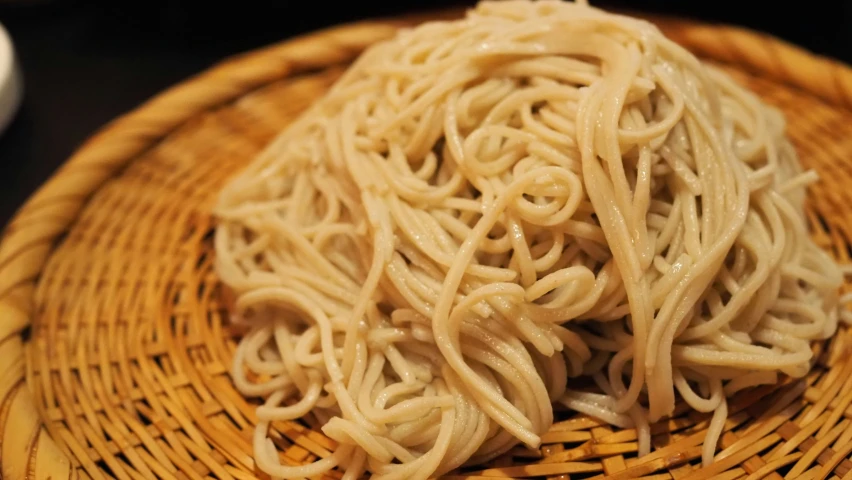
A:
[{"xmin": 2, "ymin": 10, "xmax": 852, "ymax": 480}]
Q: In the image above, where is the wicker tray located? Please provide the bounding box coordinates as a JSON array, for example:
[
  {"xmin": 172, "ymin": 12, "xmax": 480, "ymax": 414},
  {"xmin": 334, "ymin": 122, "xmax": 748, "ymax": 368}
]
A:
[{"xmin": 3, "ymin": 9, "xmax": 852, "ymax": 480}]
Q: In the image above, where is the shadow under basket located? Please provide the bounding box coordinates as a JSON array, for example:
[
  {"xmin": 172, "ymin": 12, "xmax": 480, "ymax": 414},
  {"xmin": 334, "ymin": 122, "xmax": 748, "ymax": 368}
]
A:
[{"xmin": 3, "ymin": 9, "xmax": 852, "ymax": 480}]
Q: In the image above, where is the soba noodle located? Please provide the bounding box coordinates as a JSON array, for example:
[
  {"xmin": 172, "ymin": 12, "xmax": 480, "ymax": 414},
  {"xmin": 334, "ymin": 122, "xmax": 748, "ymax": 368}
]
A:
[{"xmin": 214, "ymin": 1, "xmax": 844, "ymax": 477}]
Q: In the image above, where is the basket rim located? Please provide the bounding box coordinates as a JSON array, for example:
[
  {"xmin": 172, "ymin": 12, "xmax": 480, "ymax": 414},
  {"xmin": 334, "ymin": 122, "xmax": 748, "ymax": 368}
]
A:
[{"xmin": 1, "ymin": 8, "xmax": 851, "ymax": 479}]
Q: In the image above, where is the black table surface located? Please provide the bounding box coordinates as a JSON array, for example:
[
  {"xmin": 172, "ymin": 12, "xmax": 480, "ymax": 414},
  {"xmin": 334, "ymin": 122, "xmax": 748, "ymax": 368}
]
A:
[{"xmin": 0, "ymin": 0, "xmax": 850, "ymax": 228}]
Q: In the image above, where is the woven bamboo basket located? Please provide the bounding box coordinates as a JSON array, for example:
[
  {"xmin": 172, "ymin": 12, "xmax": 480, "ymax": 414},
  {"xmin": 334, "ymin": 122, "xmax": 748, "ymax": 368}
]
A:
[{"xmin": 3, "ymin": 8, "xmax": 852, "ymax": 480}]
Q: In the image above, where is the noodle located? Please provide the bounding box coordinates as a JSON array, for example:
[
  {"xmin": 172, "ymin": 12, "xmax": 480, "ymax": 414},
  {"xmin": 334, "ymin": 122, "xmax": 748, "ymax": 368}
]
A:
[{"xmin": 213, "ymin": 1, "xmax": 843, "ymax": 478}]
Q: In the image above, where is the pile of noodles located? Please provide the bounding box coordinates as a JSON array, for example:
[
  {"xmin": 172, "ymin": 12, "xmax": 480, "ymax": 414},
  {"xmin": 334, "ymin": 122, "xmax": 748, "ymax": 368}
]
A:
[{"xmin": 213, "ymin": 1, "xmax": 844, "ymax": 478}]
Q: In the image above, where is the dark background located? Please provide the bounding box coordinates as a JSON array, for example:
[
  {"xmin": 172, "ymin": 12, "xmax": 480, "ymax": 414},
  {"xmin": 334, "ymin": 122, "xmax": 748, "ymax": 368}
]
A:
[{"xmin": 0, "ymin": 0, "xmax": 850, "ymax": 227}]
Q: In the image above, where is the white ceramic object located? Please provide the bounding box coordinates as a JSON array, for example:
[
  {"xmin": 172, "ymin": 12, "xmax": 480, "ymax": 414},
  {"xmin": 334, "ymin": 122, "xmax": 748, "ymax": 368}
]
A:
[{"xmin": 0, "ymin": 22, "xmax": 22, "ymax": 136}]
